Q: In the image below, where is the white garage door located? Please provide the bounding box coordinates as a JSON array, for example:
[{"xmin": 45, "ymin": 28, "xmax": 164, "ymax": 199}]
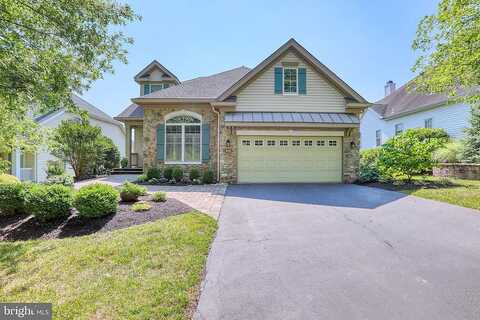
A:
[{"xmin": 237, "ymin": 136, "xmax": 342, "ymax": 183}]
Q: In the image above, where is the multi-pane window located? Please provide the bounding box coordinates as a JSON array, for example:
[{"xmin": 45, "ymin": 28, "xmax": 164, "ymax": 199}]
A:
[
  {"xmin": 329, "ymin": 140, "xmax": 337, "ymax": 147},
  {"xmin": 376, "ymin": 130, "xmax": 381, "ymax": 147},
  {"xmin": 267, "ymin": 140, "xmax": 276, "ymax": 146},
  {"xmin": 280, "ymin": 140, "xmax": 288, "ymax": 146},
  {"xmin": 283, "ymin": 68, "xmax": 298, "ymax": 94},
  {"xmin": 242, "ymin": 140, "xmax": 250, "ymax": 146},
  {"xmin": 304, "ymin": 140, "xmax": 313, "ymax": 146},
  {"xmin": 143, "ymin": 83, "xmax": 171, "ymax": 95},
  {"xmin": 165, "ymin": 115, "xmax": 201, "ymax": 163},
  {"xmin": 317, "ymin": 140, "xmax": 325, "ymax": 146},
  {"xmin": 395, "ymin": 123, "xmax": 404, "ymax": 135},
  {"xmin": 254, "ymin": 140, "xmax": 263, "ymax": 146},
  {"xmin": 292, "ymin": 140, "xmax": 300, "ymax": 146},
  {"xmin": 424, "ymin": 118, "xmax": 433, "ymax": 128}
]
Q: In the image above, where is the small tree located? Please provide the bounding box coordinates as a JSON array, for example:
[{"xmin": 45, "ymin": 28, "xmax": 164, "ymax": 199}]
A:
[
  {"xmin": 378, "ymin": 128, "xmax": 449, "ymax": 181},
  {"xmin": 463, "ymin": 107, "xmax": 480, "ymax": 163},
  {"xmin": 49, "ymin": 119, "xmax": 101, "ymax": 179},
  {"xmin": 90, "ymin": 136, "xmax": 120, "ymax": 174}
]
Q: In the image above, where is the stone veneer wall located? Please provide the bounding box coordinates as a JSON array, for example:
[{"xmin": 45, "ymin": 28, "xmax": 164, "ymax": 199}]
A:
[
  {"xmin": 342, "ymin": 127, "xmax": 360, "ymax": 183},
  {"xmin": 142, "ymin": 105, "xmax": 218, "ymax": 176},
  {"xmin": 433, "ymin": 163, "xmax": 480, "ymax": 180}
]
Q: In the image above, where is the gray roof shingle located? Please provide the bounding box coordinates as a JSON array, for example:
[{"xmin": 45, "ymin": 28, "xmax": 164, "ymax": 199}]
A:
[
  {"xmin": 115, "ymin": 103, "xmax": 144, "ymax": 119},
  {"xmin": 224, "ymin": 112, "xmax": 359, "ymax": 124}
]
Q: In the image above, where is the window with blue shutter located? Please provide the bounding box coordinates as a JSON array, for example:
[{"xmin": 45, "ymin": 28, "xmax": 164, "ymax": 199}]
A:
[
  {"xmin": 157, "ymin": 125, "xmax": 165, "ymax": 160},
  {"xmin": 202, "ymin": 124, "xmax": 210, "ymax": 161},
  {"xmin": 298, "ymin": 68, "xmax": 306, "ymax": 94},
  {"xmin": 274, "ymin": 67, "xmax": 283, "ymax": 94}
]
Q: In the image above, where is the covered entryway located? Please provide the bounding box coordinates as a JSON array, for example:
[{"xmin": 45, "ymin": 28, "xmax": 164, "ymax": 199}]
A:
[{"xmin": 237, "ymin": 135, "xmax": 342, "ymax": 183}]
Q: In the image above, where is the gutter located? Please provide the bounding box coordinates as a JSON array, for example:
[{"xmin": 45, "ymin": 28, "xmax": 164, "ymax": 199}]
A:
[
  {"xmin": 381, "ymin": 101, "xmax": 450, "ymax": 121},
  {"xmin": 211, "ymin": 106, "xmax": 221, "ymax": 182}
]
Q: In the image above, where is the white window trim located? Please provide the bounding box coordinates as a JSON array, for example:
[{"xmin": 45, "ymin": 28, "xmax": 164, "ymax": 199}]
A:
[
  {"xmin": 395, "ymin": 123, "xmax": 404, "ymax": 135},
  {"xmin": 375, "ymin": 129, "xmax": 382, "ymax": 146},
  {"xmin": 164, "ymin": 111, "xmax": 202, "ymax": 164},
  {"xmin": 425, "ymin": 118, "xmax": 433, "ymax": 128},
  {"xmin": 283, "ymin": 67, "xmax": 298, "ymax": 96}
]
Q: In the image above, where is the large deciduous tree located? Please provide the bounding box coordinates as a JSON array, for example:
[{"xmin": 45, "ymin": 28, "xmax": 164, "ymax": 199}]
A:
[
  {"xmin": 412, "ymin": 0, "xmax": 480, "ymax": 162},
  {"xmin": 0, "ymin": 0, "xmax": 139, "ymax": 171}
]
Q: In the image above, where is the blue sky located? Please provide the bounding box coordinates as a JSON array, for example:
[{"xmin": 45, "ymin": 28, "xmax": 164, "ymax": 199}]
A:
[{"xmin": 82, "ymin": 0, "xmax": 439, "ymax": 117}]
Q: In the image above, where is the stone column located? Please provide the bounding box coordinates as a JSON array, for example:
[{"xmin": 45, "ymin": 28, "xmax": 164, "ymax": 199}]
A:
[
  {"xmin": 125, "ymin": 123, "xmax": 131, "ymax": 167},
  {"xmin": 342, "ymin": 127, "xmax": 360, "ymax": 183}
]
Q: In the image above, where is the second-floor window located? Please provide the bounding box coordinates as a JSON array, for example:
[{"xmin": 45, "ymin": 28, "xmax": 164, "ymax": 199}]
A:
[
  {"xmin": 424, "ymin": 118, "xmax": 433, "ymax": 128},
  {"xmin": 395, "ymin": 123, "xmax": 404, "ymax": 135},
  {"xmin": 376, "ymin": 130, "xmax": 381, "ymax": 146},
  {"xmin": 143, "ymin": 83, "xmax": 170, "ymax": 95},
  {"xmin": 283, "ymin": 68, "xmax": 298, "ymax": 94}
]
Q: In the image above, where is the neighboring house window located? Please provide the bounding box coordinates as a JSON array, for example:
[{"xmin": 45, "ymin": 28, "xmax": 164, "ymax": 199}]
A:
[
  {"xmin": 395, "ymin": 123, "xmax": 404, "ymax": 135},
  {"xmin": 143, "ymin": 83, "xmax": 170, "ymax": 95},
  {"xmin": 165, "ymin": 115, "xmax": 201, "ymax": 163},
  {"xmin": 375, "ymin": 130, "xmax": 381, "ymax": 146},
  {"xmin": 425, "ymin": 118, "xmax": 433, "ymax": 128},
  {"xmin": 283, "ymin": 68, "xmax": 298, "ymax": 94}
]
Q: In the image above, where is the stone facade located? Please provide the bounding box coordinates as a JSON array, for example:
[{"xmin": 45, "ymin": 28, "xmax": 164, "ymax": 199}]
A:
[
  {"xmin": 433, "ymin": 163, "xmax": 480, "ymax": 180},
  {"xmin": 142, "ymin": 104, "xmax": 219, "ymax": 177},
  {"xmin": 342, "ymin": 127, "xmax": 360, "ymax": 183}
]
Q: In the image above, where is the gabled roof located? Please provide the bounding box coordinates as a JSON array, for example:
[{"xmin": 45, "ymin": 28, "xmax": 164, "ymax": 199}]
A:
[
  {"xmin": 371, "ymin": 82, "xmax": 449, "ymax": 119},
  {"xmin": 218, "ymin": 38, "xmax": 369, "ymax": 104},
  {"xmin": 132, "ymin": 66, "xmax": 250, "ymax": 102},
  {"xmin": 114, "ymin": 103, "xmax": 144, "ymax": 120},
  {"xmin": 134, "ymin": 60, "xmax": 180, "ymax": 84}
]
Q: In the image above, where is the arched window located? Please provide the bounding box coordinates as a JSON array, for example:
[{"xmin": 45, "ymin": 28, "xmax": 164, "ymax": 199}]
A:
[{"xmin": 165, "ymin": 113, "xmax": 202, "ymax": 163}]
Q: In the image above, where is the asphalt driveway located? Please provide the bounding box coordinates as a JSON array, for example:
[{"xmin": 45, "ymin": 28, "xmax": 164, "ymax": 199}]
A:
[{"xmin": 194, "ymin": 184, "xmax": 480, "ymax": 320}]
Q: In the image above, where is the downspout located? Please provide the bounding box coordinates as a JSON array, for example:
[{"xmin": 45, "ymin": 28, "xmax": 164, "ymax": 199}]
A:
[{"xmin": 211, "ymin": 105, "xmax": 221, "ymax": 182}]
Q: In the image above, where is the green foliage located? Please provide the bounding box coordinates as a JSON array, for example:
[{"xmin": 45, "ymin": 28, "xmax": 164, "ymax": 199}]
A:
[
  {"xmin": 132, "ymin": 201, "xmax": 152, "ymax": 212},
  {"xmin": 412, "ymin": 0, "xmax": 480, "ymax": 106},
  {"xmin": 136, "ymin": 174, "xmax": 148, "ymax": 183},
  {"xmin": 46, "ymin": 174, "xmax": 74, "ymax": 187},
  {"xmin": 359, "ymin": 148, "xmax": 382, "ymax": 183},
  {"xmin": 46, "ymin": 160, "xmax": 65, "ymax": 177},
  {"xmin": 0, "ymin": 183, "xmax": 27, "ymax": 215},
  {"xmin": 0, "ymin": 174, "xmax": 20, "ymax": 184},
  {"xmin": 378, "ymin": 128, "xmax": 449, "ymax": 180},
  {"xmin": 202, "ymin": 170, "xmax": 215, "ymax": 184},
  {"xmin": 25, "ymin": 184, "xmax": 73, "ymax": 222},
  {"xmin": 119, "ymin": 181, "xmax": 146, "ymax": 202},
  {"xmin": 172, "ymin": 167, "xmax": 184, "ymax": 182},
  {"xmin": 152, "ymin": 191, "xmax": 166, "ymax": 202},
  {"xmin": 433, "ymin": 141, "xmax": 466, "ymax": 163},
  {"xmin": 120, "ymin": 157, "xmax": 128, "ymax": 168},
  {"xmin": 92, "ymin": 136, "xmax": 120, "ymax": 172},
  {"xmin": 163, "ymin": 167, "xmax": 174, "ymax": 181},
  {"xmin": 146, "ymin": 167, "xmax": 162, "ymax": 180},
  {"xmin": 463, "ymin": 106, "xmax": 480, "ymax": 163},
  {"xmin": 189, "ymin": 168, "xmax": 201, "ymax": 181},
  {"xmin": 74, "ymin": 183, "xmax": 119, "ymax": 218}
]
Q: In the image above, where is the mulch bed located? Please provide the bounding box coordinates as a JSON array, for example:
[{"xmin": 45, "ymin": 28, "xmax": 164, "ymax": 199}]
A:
[{"xmin": 0, "ymin": 195, "xmax": 192, "ymax": 241}]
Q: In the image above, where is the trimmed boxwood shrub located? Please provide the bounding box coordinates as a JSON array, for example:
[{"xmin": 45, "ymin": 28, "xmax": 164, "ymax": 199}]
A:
[
  {"xmin": 359, "ymin": 148, "xmax": 382, "ymax": 183},
  {"xmin": 172, "ymin": 167, "xmax": 183, "ymax": 182},
  {"xmin": 152, "ymin": 191, "xmax": 166, "ymax": 202},
  {"xmin": 146, "ymin": 167, "xmax": 162, "ymax": 180},
  {"xmin": 0, "ymin": 174, "xmax": 20, "ymax": 184},
  {"xmin": 74, "ymin": 183, "xmax": 119, "ymax": 218},
  {"xmin": 25, "ymin": 184, "xmax": 73, "ymax": 222},
  {"xmin": 0, "ymin": 182, "xmax": 26, "ymax": 215},
  {"xmin": 202, "ymin": 170, "xmax": 215, "ymax": 184},
  {"xmin": 119, "ymin": 181, "xmax": 147, "ymax": 202},
  {"xmin": 163, "ymin": 167, "xmax": 174, "ymax": 181},
  {"xmin": 189, "ymin": 168, "xmax": 200, "ymax": 181}
]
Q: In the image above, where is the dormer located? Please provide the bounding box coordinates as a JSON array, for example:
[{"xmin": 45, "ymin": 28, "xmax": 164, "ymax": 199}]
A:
[{"xmin": 134, "ymin": 60, "xmax": 180, "ymax": 96}]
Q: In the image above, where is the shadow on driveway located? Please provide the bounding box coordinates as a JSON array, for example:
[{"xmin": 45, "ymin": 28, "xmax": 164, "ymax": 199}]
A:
[{"xmin": 226, "ymin": 183, "xmax": 407, "ymax": 209}]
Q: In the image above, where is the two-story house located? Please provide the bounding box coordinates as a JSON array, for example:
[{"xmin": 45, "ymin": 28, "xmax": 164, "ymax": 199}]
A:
[{"xmin": 115, "ymin": 39, "xmax": 369, "ymax": 183}]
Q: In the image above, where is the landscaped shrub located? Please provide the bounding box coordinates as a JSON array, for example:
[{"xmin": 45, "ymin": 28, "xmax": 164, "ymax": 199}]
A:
[
  {"xmin": 132, "ymin": 201, "xmax": 151, "ymax": 212},
  {"xmin": 202, "ymin": 170, "xmax": 215, "ymax": 184},
  {"xmin": 146, "ymin": 167, "xmax": 162, "ymax": 180},
  {"xmin": 152, "ymin": 191, "xmax": 166, "ymax": 202},
  {"xmin": 46, "ymin": 174, "xmax": 74, "ymax": 186},
  {"xmin": 0, "ymin": 183, "xmax": 26, "ymax": 215},
  {"xmin": 0, "ymin": 174, "xmax": 20, "ymax": 184},
  {"xmin": 163, "ymin": 167, "xmax": 174, "ymax": 180},
  {"xmin": 120, "ymin": 157, "xmax": 128, "ymax": 168},
  {"xmin": 432, "ymin": 141, "xmax": 466, "ymax": 163},
  {"xmin": 136, "ymin": 174, "xmax": 148, "ymax": 183},
  {"xmin": 25, "ymin": 184, "xmax": 73, "ymax": 222},
  {"xmin": 378, "ymin": 128, "xmax": 449, "ymax": 180},
  {"xmin": 359, "ymin": 148, "xmax": 382, "ymax": 183},
  {"xmin": 189, "ymin": 168, "xmax": 200, "ymax": 181},
  {"xmin": 74, "ymin": 183, "xmax": 119, "ymax": 218},
  {"xmin": 172, "ymin": 167, "xmax": 183, "ymax": 182},
  {"xmin": 119, "ymin": 181, "xmax": 147, "ymax": 202},
  {"xmin": 46, "ymin": 160, "xmax": 65, "ymax": 177}
]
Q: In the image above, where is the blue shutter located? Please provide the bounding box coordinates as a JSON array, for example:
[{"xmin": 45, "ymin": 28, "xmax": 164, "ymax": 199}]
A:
[
  {"xmin": 202, "ymin": 124, "xmax": 210, "ymax": 161},
  {"xmin": 143, "ymin": 84, "xmax": 150, "ymax": 95},
  {"xmin": 156, "ymin": 125, "xmax": 165, "ymax": 160},
  {"xmin": 298, "ymin": 68, "xmax": 306, "ymax": 95},
  {"xmin": 274, "ymin": 67, "xmax": 283, "ymax": 94}
]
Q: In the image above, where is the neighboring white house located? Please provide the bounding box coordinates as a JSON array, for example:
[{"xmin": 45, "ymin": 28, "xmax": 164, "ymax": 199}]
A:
[
  {"xmin": 5, "ymin": 94, "xmax": 125, "ymax": 182},
  {"xmin": 361, "ymin": 80, "xmax": 471, "ymax": 149}
]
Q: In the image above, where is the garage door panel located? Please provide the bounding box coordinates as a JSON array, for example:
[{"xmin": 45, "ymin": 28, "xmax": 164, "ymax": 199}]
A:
[{"xmin": 237, "ymin": 136, "xmax": 342, "ymax": 183}]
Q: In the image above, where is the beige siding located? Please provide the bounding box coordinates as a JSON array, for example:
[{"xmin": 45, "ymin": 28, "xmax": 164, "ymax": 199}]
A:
[{"xmin": 236, "ymin": 51, "xmax": 346, "ymax": 112}]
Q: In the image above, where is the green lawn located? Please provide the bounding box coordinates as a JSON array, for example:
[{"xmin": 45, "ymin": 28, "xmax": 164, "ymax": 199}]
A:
[
  {"xmin": 0, "ymin": 211, "xmax": 217, "ymax": 320},
  {"xmin": 369, "ymin": 176, "xmax": 480, "ymax": 210}
]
